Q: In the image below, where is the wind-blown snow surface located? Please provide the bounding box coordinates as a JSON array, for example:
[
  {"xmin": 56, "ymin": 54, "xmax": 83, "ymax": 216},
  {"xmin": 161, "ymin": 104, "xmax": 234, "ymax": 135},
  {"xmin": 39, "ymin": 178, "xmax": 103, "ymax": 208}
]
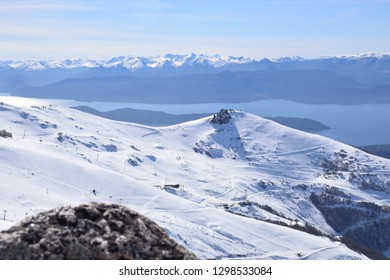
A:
[{"xmin": 1, "ymin": 97, "xmax": 390, "ymax": 259}]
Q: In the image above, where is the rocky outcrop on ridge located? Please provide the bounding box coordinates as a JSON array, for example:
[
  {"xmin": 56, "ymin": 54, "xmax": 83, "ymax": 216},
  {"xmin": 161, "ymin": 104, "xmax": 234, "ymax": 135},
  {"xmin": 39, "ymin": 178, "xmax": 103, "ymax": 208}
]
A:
[{"xmin": 210, "ymin": 109, "xmax": 232, "ymax": 124}]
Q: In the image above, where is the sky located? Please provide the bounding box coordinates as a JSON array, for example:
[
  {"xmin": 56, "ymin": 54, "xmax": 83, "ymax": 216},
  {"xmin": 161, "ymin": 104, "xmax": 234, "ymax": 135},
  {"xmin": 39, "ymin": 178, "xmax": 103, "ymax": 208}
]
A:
[{"xmin": 0, "ymin": 0, "xmax": 389, "ymax": 60}]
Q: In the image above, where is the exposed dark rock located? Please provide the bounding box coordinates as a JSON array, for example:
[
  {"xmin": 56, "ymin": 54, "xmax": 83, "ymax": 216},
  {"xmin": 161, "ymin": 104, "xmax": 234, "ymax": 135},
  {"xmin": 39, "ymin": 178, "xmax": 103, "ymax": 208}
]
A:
[
  {"xmin": 128, "ymin": 157, "xmax": 141, "ymax": 166},
  {"xmin": 102, "ymin": 144, "xmax": 118, "ymax": 152},
  {"xmin": 310, "ymin": 192, "xmax": 390, "ymax": 259},
  {"xmin": 0, "ymin": 202, "xmax": 197, "ymax": 260},
  {"xmin": 210, "ymin": 109, "xmax": 232, "ymax": 124}
]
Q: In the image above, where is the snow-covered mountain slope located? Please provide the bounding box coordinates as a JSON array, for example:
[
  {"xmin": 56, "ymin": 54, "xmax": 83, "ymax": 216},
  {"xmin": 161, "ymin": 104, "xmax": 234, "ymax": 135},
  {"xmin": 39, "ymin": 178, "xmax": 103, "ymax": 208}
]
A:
[{"xmin": 1, "ymin": 97, "xmax": 390, "ymax": 259}]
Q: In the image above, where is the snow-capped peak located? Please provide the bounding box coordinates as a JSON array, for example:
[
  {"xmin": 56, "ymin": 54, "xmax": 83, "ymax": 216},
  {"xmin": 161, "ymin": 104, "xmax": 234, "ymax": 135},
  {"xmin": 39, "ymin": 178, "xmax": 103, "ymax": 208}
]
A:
[{"xmin": 1, "ymin": 53, "xmax": 389, "ymax": 72}]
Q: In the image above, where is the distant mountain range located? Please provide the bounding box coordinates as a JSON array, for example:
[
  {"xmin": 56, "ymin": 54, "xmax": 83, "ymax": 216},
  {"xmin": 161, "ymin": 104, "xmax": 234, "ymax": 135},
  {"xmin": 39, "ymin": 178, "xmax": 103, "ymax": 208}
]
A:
[
  {"xmin": 1, "ymin": 53, "xmax": 389, "ymax": 76},
  {"xmin": 1, "ymin": 53, "xmax": 390, "ymax": 104}
]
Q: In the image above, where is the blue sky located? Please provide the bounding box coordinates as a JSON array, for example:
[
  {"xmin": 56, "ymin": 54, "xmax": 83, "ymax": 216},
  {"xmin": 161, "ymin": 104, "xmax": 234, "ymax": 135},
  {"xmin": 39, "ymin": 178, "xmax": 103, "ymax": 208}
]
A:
[{"xmin": 0, "ymin": 0, "xmax": 389, "ymax": 59}]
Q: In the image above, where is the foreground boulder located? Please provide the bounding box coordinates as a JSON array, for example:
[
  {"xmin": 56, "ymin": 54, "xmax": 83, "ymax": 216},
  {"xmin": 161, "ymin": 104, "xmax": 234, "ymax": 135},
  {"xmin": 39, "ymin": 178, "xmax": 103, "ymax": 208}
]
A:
[{"xmin": 0, "ymin": 202, "xmax": 197, "ymax": 260}]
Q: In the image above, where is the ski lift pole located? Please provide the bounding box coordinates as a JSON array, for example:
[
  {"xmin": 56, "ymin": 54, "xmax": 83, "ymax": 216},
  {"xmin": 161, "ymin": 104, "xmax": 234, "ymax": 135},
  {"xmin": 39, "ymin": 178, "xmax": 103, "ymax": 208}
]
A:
[{"xmin": 3, "ymin": 210, "xmax": 6, "ymax": 220}]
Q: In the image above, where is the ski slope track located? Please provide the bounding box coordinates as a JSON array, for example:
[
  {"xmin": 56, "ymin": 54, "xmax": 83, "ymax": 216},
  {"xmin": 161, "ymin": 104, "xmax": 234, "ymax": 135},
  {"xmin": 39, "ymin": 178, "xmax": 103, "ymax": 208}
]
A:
[{"xmin": 1, "ymin": 97, "xmax": 390, "ymax": 259}]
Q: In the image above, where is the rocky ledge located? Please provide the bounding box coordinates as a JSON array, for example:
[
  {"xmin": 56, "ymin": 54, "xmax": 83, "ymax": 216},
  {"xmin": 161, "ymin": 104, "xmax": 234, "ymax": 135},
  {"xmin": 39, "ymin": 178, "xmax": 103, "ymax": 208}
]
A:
[
  {"xmin": 210, "ymin": 109, "xmax": 233, "ymax": 125},
  {"xmin": 0, "ymin": 202, "xmax": 197, "ymax": 260}
]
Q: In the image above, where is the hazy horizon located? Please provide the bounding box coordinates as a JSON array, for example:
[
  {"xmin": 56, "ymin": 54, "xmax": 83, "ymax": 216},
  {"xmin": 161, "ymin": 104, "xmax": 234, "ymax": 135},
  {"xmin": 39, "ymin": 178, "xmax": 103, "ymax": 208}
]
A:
[{"xmin": 1, "ymin": 0, "xmax": 389, "ymax": 60}]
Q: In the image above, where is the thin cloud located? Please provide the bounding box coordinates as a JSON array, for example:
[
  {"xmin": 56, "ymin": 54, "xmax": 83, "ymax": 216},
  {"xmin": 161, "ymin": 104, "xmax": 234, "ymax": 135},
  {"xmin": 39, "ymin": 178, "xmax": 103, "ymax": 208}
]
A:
[
  {"xmin": 0, "ymin": 26, "xmax": 53, "ymax": 36},
  {"xmin": 161, "ymin": 12, "xmax": 243, "ymax": 22},
  {"xmin": 321, "ymin": 8, "xmax": 360, "ymax": 24},
  {"xmin": 0, "ymin": 22, "xmax": 139, "ymax": 42},
  {"xmin": 0, "ymin": 0, "xmax": 92, "ymax": 13},
  {"xmin": 114, "ymin": 0, "xmax": 175, "ymax": 9}
]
